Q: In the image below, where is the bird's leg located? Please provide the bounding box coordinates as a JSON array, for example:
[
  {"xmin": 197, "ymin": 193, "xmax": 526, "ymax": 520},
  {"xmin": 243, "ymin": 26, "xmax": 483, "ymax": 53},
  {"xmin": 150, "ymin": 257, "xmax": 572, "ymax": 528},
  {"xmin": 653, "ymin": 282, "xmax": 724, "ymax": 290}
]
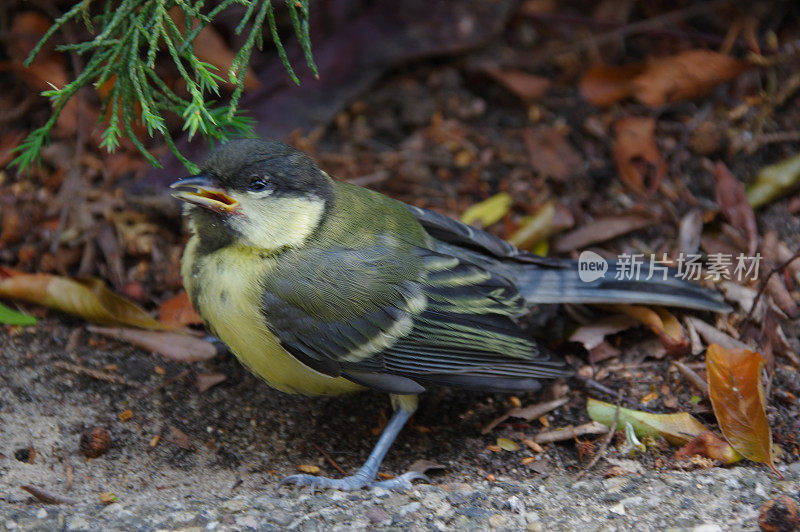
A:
[{"xmin": 280, "ymin": 394, "xmax": 428, "ymax": 491}]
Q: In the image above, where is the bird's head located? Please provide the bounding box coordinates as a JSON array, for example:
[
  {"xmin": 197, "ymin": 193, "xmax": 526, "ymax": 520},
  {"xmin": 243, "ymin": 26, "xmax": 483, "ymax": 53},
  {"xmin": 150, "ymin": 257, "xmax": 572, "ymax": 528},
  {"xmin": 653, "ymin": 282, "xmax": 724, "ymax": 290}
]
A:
[{"xmin": 171, "ymin": 139, "xmax": 334, "ymax": 252}]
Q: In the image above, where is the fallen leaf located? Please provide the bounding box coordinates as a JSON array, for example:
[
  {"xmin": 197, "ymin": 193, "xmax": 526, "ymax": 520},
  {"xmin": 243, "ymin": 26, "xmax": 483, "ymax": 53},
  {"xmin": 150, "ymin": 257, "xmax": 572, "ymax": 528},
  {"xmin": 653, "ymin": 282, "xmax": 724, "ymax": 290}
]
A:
[
  {"xmin": 568, "ymin": 314, "xmax": 639, "ymax": 351},
  {"xmin": 706, "ymin": 344, "xmax": 778, "ymax": 473},
  {"xmin": 589, "ymin": 341, "xmax": 622, "ymax": 364},
  {"xmin": 158, "ymin": 291, "xmax": 203, "ymax": 328},
  {"xmin": 482, "ymin": 397, "xmax": 569, "ymax": 434},
  {"xmin": 507, "ymin": 201, "xmax": 573, "ymax": 249},
  {"xmin": 579, "ymin": 63, "xmax": 644, "ymax": 106},
  {"xmin": 631, "ymin": 50, "xmax": 747, "ymax": 106},
  {"xmin": 88, "ymin": 326, "xmax": 217, "ymax": 362},
  {"xmin": 98, "ymin": 492, "xmax": 117, "ymax": 505},
  {"xmin": 608, "ymin": 304, "xmax": 689, "ymax": 355},
  {"xmin": 0, "ymin": 302, "xmax": 37, "ymax": 326},
  {"xmin": 167, "ymin": 425, "xmax": 192, "ymax": 450},
  {"xmin": 685, "ymin": 317, "xmax": 749, "ymax": 350},
  {"xmin": 118, "ymin": 410, "xmax": 133, "ymax": 422},
  {"xmin": 714, "ymin": 161, "xmax": 758, "ymax": 255},
  {"xmin": 612, "ymin": 116, "xmax": 665, "ymax": 193},
  {"xmin": 747, "ymin": 153, "xmax": 800, "ymax": 208},
  {"xmin": 761, "ymin": 231, "xmax": 799, "ymax": 318},
  {"xmin": 297, "ymin": 464, "xmax": 320, "ymax": 474},
  {"xmin": 486, "ymin": 69, "xmax": 550, "ymax": 102},
  {"xmin": 523, "ymin": 127, "xmax": 583, "ymax": 180},
  {"xmin": 521, "ymin": 438, "xmax": 544, "ymax": 453},
  {"xmin": 497, "ymin": 437, "xmax": 519, "ymax": 451},
  {"xmin": 408, "ymin": 459, "xmax": 447, "ymax": 474},
  {"xmin": 587, "ymin": 397, "xmax": 708, "ymax": 445},
  {"xmin": 672, "ymin": 431, "xmax": 742, "ymax": 464},
  {"xmin": 169, "ymin": 8, "xmax": 258, "ymax": 90},
  {"xmin": 196, "ymin": 372, "xmax": 226, "ymax": 393},
  {"xmin": 0, "ymin": 268, "xmax": 165, "ymax": 330},
  {"xmin": 551, "ymin": 214, "xmax": 654, "ymax": 253},
  {"xmin": 460, "ymin": 192, "xmax": 512, "ymax": 228}
]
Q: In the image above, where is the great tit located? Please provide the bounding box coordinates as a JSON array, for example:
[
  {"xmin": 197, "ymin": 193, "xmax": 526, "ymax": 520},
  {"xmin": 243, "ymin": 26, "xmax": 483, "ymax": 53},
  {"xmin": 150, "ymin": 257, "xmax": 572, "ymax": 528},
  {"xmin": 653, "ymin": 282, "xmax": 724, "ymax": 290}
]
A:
[{"xmin": 171, "ymin": 138, "xmax": 728, "ymax": 490}]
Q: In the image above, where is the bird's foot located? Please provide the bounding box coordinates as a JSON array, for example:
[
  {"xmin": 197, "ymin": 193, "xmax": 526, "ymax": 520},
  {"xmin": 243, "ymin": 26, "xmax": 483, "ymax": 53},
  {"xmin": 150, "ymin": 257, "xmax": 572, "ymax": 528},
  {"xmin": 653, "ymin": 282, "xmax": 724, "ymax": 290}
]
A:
[{"xmin": 279, "ymin": 470, "xmax": 428, "ymax": 491}]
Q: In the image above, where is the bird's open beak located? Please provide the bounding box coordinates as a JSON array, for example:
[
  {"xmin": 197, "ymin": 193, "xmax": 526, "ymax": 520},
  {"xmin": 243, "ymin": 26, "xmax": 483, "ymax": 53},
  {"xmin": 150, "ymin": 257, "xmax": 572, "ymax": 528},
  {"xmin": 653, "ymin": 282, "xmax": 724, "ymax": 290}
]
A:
[{"xmin": 170, "ymin": 175, "xmax": 239, "ymax": 214}]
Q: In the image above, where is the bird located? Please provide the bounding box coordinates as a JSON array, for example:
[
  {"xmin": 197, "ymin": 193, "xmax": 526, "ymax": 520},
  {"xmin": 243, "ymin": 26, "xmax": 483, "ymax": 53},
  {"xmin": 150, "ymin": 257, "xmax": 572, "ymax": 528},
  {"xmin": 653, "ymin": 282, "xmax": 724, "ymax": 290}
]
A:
[{"xmin": 170, "ymin": 138, "xmax": 729, "ymax": 491}]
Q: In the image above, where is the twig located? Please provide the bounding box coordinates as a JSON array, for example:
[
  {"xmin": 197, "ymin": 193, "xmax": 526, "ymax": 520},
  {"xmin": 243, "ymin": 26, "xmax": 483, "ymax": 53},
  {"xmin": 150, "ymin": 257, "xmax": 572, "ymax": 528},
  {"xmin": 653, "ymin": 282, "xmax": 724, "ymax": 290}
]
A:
[
  {"xmin": 482, "ymin": 397, "xmax": 569, "ymax": 434},
  {"xmin": 672, "ymin": 360, "xmax": 709, "ymax": 395},
  {"xmin": 20, "ymin": 485, "xmax": 79, "ymax": 505},
  {"xmin": 313, "ymin": 444, "xmax": 347, "ymax": 476},
  {"xmin": 53, "ymin": 361, "xmax": 143, "ymax": 388},
  {"xmin": 744, "ymin": 252, "xmax": 800, "ymax": 324},
  {"xmin": 575, "ymin": 392, "xmax": 622, "ymax": 479},
  {"xmin": 533, "ymin": 422, "xmax": 609, "ymax": 444}
]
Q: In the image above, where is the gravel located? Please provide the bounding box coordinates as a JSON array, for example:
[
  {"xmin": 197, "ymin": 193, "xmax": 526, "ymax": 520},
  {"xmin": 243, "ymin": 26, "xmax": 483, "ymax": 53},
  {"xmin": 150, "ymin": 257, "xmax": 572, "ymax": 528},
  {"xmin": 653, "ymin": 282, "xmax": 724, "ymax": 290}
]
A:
[{"xmin": 2, "ymin": 322, "xmax": 798, "ymax": 531}]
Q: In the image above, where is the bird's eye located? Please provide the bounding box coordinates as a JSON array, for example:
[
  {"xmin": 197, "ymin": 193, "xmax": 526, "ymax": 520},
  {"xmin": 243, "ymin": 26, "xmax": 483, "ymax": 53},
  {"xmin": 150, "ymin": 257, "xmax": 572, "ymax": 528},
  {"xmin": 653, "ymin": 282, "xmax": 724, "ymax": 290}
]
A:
[{"xmin": 248, "ymin": 176, "xmax": 270, "ymax": 192}]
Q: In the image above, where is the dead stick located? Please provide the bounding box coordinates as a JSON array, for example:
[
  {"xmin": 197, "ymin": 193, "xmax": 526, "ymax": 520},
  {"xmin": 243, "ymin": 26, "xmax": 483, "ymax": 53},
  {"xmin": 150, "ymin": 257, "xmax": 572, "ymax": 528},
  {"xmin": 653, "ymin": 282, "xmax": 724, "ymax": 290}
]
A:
[
  {"xmin": 533, "ymin": 422, "xmax": 609, "ymax": 444},
  {"xmin": 575, "ymin": 392, "xmax": 622, "ymax": 479},
  {"xmin": 53, "ymin": 361, "xmax": 143, "ymax": 388},
  {"xmin": 744, "ymin": 252, "xmax": 800, "ymax": 324},
  {"xmin": 672, "ymin": 360, "xmax": 709, "ymax": 395},
  {"xmin": 313, "ymin": 444, "xmax": 347, "ymax": 476},
  {"xmin": 21, "ymin": 485, "xmax": 79, "ymax": 505}
]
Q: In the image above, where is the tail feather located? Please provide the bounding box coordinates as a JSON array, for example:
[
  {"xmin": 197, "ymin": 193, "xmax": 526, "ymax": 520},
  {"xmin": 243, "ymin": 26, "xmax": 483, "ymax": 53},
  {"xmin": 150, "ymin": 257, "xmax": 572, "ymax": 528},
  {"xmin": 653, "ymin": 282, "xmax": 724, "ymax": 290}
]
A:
[{"xmin": 516, "ymin": 260, "xmax": 731, "ymax": 312}]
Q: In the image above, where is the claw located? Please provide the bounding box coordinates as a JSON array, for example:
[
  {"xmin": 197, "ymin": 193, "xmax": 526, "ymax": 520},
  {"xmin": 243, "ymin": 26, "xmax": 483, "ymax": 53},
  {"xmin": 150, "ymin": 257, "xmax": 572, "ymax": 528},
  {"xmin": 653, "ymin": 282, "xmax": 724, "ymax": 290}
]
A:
[{"xmin": 279, "ymin": 470, "xmax": 429, "ymax": 492}]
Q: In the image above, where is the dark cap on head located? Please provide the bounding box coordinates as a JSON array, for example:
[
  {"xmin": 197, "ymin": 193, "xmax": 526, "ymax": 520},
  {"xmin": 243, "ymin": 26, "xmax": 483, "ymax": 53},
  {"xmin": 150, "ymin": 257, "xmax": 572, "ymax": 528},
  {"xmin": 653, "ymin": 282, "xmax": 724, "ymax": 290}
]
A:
[{"xmin": 202, "ymin": 138, "xmax": 331, "ymax": 199}]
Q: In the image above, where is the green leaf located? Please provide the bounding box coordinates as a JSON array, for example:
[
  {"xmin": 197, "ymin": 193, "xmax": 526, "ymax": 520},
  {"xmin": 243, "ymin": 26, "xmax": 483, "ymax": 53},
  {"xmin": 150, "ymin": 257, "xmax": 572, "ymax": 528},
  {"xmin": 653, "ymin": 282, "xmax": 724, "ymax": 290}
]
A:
[{"xmin": 0, "ymin": 302, "xmax": 37, "ymax": 326}]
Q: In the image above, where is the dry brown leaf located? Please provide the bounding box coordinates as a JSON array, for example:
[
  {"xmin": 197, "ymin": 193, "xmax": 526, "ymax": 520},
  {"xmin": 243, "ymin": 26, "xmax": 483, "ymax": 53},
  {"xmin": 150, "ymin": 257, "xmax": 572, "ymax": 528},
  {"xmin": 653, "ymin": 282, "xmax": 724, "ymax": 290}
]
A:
[
  {"xmin": 158, "ymin": 291, "xmax": 203, "ymax": 328},
  {"xmin": 486, "ymin": 69, "xmax": 551, "ymax": 102},
  {"xmin": 612, "ymin": 116, "xmax": 665, "ymax": 193},
  {"xmin": 167, "ymin": 425, "xmax": 192, "ymax": 450},
  {"xmin": 196, "ymin": 372, "xmax": 227, "ymax": 393},
  {"xmin": 609, "ymin": 304, "xmax": 689, "ymax": 355},
  {"xmin": 761, "ymin": 231, "xmax": 799, "ymax": 318},
  {"xmin": 408, "ymin": 459, "xmax": 447, "ymax": 474},
  {"xmin": 0, "ymin": 268, "xmax": 165, "ymax": 330},
  {"xmin": 482, "ymin": 397, "xmax": 569, "ymax": 434},
  {"xmin": 169, "ymin": 8, "xmax": 258, "ymax": 90},
  {"xmin": 579, "ymin": 63, "xmax": 644, "ymax": 106},
  {"xmin": 7, "ymin": 12, "xmax": 77, "ymax": 134},
  {"xmin": 569, "ymin": 314, "xmax": 639, "ymax": 351},
  {"xmin": 552, "ymin": 214, "xmax": 654, "ymax": 253},
  {"xmin": 714, "ymin": 161, "xmax": 758, "ymax": 255},
  {"xmin": 88, "ymin": 326, "xmax": 216, "ymax": 362},
  {"xmin": 523, "ymin": 127, "xmax": 583, "ymax": 180},
  {"xmin": 673, "ymin": 431, "xmax": 742, "ymax": 464},
  {"xmin": 706, "ymin": 344, "xmax": 778, "ymax": 473},
  {"xmin": 631, "ymin": 50, "xmax": 747, "ymax": 106}
]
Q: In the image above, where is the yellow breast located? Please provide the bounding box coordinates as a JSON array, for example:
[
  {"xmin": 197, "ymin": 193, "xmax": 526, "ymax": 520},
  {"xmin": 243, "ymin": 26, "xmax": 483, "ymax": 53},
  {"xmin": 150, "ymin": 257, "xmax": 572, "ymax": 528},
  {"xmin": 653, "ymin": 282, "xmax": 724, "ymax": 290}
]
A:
[{"xmin": 182, "ymin": 237, "xmax": 364, "ymax": 396}]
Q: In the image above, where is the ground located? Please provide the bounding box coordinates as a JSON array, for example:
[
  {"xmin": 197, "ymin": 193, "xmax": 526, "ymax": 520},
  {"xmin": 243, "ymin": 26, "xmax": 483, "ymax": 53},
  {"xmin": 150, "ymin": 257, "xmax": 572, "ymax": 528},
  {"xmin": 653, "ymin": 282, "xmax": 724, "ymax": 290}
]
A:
[
  {"xmin": 2, "ymin": 1, "xmax": 800, "ymax": 530},
  {"xmin": 1, "ymin": 321, "xmax": 798, "ymax": 531}
]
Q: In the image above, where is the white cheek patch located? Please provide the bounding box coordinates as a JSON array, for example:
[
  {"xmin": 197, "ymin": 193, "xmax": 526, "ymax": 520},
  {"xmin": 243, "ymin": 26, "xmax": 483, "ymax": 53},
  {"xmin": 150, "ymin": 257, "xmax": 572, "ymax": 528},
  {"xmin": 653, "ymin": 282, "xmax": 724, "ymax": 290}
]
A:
[{"xmin": 229, "ymin": 192, "xmax": 326, "ymax": 252}]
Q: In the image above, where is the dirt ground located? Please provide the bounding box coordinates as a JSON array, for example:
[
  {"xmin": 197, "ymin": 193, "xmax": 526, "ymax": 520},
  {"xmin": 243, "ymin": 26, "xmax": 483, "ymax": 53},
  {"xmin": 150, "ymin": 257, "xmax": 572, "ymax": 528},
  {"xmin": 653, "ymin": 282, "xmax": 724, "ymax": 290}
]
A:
[
  {"xmin": 2, "ymin": 0, "xmax": 800, "ymax": 530},
  {"xmin": 2, "ymin": 320, "xmax": 799, "ymax": 531}
]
